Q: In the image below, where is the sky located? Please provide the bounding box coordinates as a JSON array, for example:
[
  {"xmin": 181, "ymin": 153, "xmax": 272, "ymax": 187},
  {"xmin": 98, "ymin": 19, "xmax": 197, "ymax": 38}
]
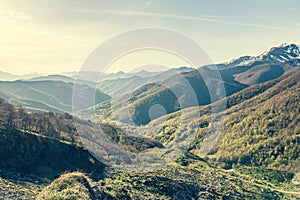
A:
[{"xmin": 0, "ymin": 0, "xmax": 299, "ymax": 74}]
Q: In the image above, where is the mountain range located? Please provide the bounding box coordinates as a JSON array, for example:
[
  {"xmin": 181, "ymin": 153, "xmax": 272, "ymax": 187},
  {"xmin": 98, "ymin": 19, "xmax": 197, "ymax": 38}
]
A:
[
  {"xmin": 0, "ymin": 80, "xmax": 111, "ymax": 113},
  {"xmin": 0, "ymin": 43, "xmax": 299, "ymax": 199},
  {"xmin": 1, "ymin": 44, "xmax": 298, "ymax": 117},
  {"xmin": 94, "ymin": 43, "xmax": 300, "ymax": 125}
]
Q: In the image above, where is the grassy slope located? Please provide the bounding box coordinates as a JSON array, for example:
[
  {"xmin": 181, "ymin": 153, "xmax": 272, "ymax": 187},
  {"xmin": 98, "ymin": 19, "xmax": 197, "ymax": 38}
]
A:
[
  {"xmin": 95, "ymin": 67, "xmax": 248, "ymax": 125},
  {"xmin": 204, "ymin": 69, "xmax": 300, "ymax": 171},
  {"xmin": 0, "ymin": 125, "xmax": 105, "ymax": 179},
  {"xmin": 37, "ymin": 172, "xmax": 97, "ymax": 200},
  {"xmin": 37, "ymin": 155, "xmax": 300, "ymax": 199},
  {"xmin": 0, "ymin": 91, "xmax": 66, "ymax": 113},
  {"xmin": 0, "ymin": 80, "xmax": 111, "ymax": 113},
  {"xmin": 135, "ymin": 69, "xmax": 300, "ymax": 172},
  {"xmin": 2, "ymin": 70, "xmax": 300, "ymax": 199}
]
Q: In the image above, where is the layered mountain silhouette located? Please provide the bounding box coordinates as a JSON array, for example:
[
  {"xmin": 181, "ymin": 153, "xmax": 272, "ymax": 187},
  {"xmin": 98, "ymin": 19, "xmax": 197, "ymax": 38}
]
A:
[
  {"xmin": 0, "ymin": 44, "xmax": 299, "ymax": 199},
  {"xmin": 0, "ymin": 80, "xmax": 111, "ymax": 113},
  {"xmin": 95, "ymin": 44, "xmax": 300, "ymax": 125},
  {"xmin": 140, "ymin": 68, "xmax": 300, "ymax": 172}
]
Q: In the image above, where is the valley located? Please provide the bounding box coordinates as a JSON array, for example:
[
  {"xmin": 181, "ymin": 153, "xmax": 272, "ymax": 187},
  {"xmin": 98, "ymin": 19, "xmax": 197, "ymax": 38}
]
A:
[{"xmin": 0, "ymin": 44, "xmax": 299, "ymax": 199}]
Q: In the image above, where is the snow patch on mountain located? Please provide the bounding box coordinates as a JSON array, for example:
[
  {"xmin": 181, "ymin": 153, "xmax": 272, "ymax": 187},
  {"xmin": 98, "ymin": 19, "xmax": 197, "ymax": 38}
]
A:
[
  {"xmin": 223, "ymin": 56, "xmax": 254, "ymax": 66},
  {"xmin": 215, "ymin": 43, "xmax": 299, "ymax": 70},
  {"xmin": 253, "ymin": 43, "xmax": 300, "ymax": 64}
]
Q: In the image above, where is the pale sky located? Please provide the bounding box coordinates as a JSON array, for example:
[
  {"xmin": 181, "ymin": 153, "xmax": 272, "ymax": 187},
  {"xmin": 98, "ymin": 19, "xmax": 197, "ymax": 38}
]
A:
[{"xmin": 0, "ymin": 0, "xmax": 299, "ymax": 74}]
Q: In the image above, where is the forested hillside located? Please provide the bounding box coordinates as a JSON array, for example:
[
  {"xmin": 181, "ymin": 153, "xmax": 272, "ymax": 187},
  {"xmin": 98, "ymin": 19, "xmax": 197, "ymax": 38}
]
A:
[{"xmin": 138, "ymin": 69, "xmax": 300, "ymax": 172}]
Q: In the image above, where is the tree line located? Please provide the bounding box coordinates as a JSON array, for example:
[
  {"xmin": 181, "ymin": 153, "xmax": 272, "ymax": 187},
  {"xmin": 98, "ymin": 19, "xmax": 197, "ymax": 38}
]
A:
[{"xmin": 0, "ymin": 98, "xmax": 80, "ymax": 144}]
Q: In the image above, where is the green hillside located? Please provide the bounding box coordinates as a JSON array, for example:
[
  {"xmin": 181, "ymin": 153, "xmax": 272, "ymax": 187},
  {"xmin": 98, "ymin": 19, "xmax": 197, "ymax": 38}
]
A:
[
  {"xmin": 202, "ymin": 69, "xmax": 300, "ymax": 171},
  {"xmin": 0, "ymin": 125, "xmax": 105, "ymax": 179},
  {"xmin": 233, "ymin": 63, "xmax": 292, "ymax": 85},
  {"xmin": 0, "ymin": 98, "xmax": 164, "ymax": 177},
  {"xmin": 97, "ymin": 67, "xmax": 193, "ymax": 97},
  {"xmin": 95, "ymin": 67, "xmax": 247, "ymax": 125},
  {"xmin": 1, "ymin": 69, "xmax": 300, "ymax": 199},
  {"xmin": 1, "ymin": 45, "xmax": 300, "ymax": 199},
  {"xmin": 37, "ymin": 172, "xmax": 97, "ymax": 200},
  {"xmin": 37, "ymin": 155, "xmax": 300, "ymax": 199},
  {"xmin": 0, "ymin": 100, "xmax": 106, "ymax": 179},
  {"xmin": 0, "ymin": 80, "xmax": 111, "ymax": 113},
  {"xmin": 95, "ymin": 64, "xmax": 298, "ymax": 126},
  {"xmin": 136, "ymin": 69, "xmax": 300, "ymax": 172}
]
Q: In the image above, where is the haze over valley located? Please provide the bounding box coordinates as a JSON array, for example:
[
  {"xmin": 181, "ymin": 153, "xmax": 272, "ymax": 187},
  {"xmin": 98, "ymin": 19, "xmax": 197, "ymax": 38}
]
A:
[{"xmin": 0, "ymin": 0, "xmax": 299, "ymax": 199}]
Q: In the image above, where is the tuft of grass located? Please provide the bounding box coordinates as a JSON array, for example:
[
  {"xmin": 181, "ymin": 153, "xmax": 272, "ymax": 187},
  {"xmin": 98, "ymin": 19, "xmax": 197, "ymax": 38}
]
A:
[{"xmin": 37, "ymin": 172, "xmax": 96, "ymax": 200}]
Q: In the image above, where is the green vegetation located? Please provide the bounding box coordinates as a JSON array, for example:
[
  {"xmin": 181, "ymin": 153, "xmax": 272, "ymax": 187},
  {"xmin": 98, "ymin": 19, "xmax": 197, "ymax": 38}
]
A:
[
  {"xmin": 97, "ymin": 67, "xmax": 194, "ymax": 97},
  {"xmin": 134, "ymin": 69, "xmax": 300, "ymax": 173},
  {"xmin": 207, "ymin": 69, "xmax": 300, "ymax": 171},
  {"xmin": 0, "ymin": 52, "xmax": 299, "ymax": 199},
  {"xmin": 234, "ymin": 64, "xmax": 286, "ymax": 85},
  {"xmin": 37, "ymin": 172, "xmax": 97, "ymax": 200},
  {"xmin": 0, "ymin": 125, "xmax": 105, "ymax": 179},
  {"xmin": 236, "ymin": 167, "xmax": 296, "ymax": 189},
  {"xmin": 94, "ymin": 54, "xmax": 299, "ymax": 126},
  {"xmin": 99, "ymin": 123, "xmax": 164, "ymax": 153},
  {"xmin": 0, "ymin": 98, "xmax": 165, "ymax": 180},
  {"xmin": 36, "ymin": 156, "xmax": 300, "ymax": 199},
  {"xmin": 94, "ymin": 66, "xmax": 251, "ymax": 125},
  {"xmin": 0, "ymin": 80, "xmax": 111, "ymax": 113}
]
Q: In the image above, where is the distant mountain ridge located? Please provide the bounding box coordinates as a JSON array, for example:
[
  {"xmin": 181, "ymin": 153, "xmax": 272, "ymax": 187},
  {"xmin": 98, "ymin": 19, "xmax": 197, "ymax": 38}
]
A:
[
  {"xmin": 95, "ymin": 44, "xmax": 300, "ymax": 125},
  {"xmin": 0, "ymin": 71, "xmax": 44, "ymax": 81},
  {"xmin": 0, "ymin": 43, "xmax": 298, "ymax": 117},
  {"xmin": 216, "ymin": 43, "xmax": 300, "ymax": 69},
  {"xmin": 97, "ymin": 67, "xmax": 194, "ymax": 97},
  {"xmin": 217, "ymin": 55, "xmax": 255, "ymax": 69},
  {"xmin": 0, "ymin": 80, "xmax": 111, "ymax": 113}
]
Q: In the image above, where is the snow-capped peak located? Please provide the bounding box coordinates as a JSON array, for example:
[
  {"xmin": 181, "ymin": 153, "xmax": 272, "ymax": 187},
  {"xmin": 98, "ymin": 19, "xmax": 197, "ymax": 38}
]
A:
[
  {"xmin": 222, "ymin": 55, "xmax": 255, "ymax": 66},
  {"xmin": 217, "ymin": 43, "xmax": 300, "ymax": 69},
  {"xmin": 254, "ymin": 43, "xmax": 300, "ymax": 64}
]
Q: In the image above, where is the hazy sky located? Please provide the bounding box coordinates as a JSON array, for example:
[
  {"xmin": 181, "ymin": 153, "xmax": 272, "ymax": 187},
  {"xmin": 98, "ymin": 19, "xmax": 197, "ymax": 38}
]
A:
[{"xmin": 0, "ymin": 0, "xmax": 299, "ymax": 74}]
